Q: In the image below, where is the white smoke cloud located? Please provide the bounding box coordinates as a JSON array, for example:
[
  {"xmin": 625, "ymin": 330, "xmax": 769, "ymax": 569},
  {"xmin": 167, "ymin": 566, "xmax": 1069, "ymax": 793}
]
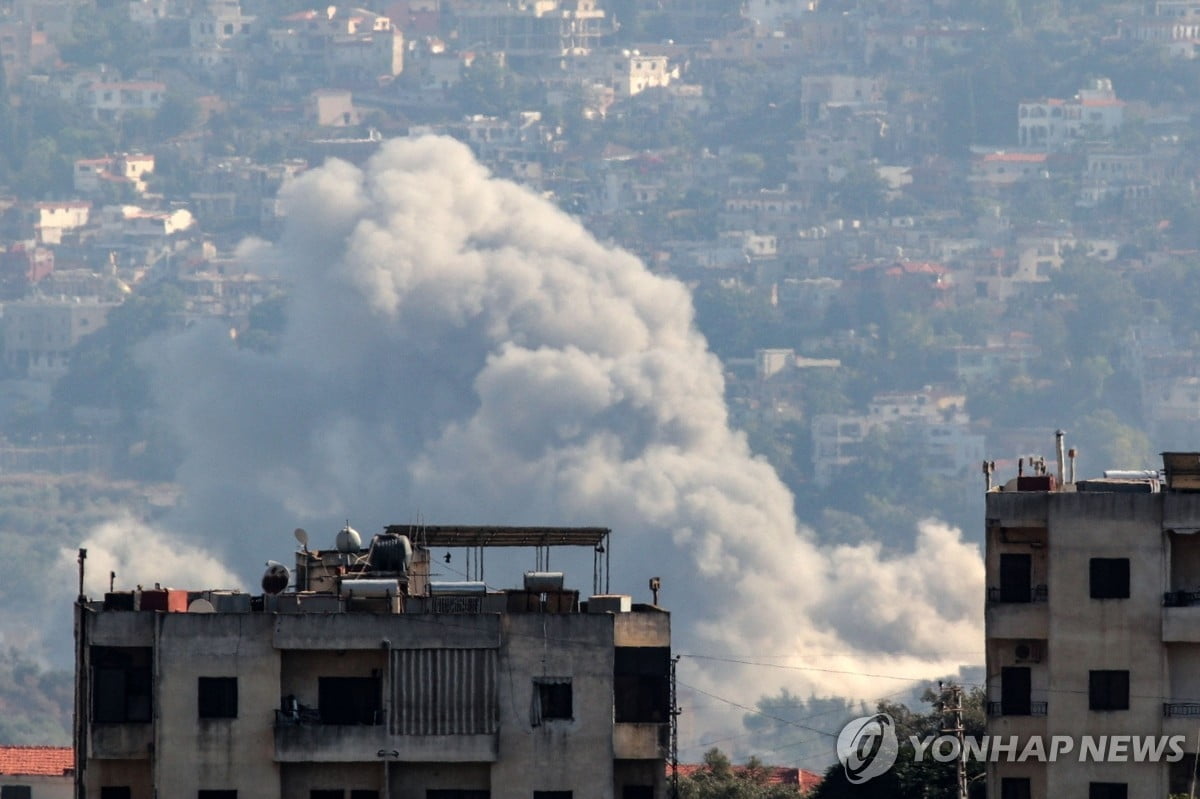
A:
[
  {"xmin": 141, "ymin": 136, "xmax": 983, "ymax": 741},
  {"xmin": 57, "ymin": 513, "xmax": 239, "ymax": 598}
]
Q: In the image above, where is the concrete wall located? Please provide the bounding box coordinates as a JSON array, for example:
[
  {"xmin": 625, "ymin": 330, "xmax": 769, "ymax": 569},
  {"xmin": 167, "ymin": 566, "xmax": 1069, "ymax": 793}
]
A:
[
  {"xmin": 986, "ymin": 491, "xmax": 1188, "ymax": 798},
  {"xmin": 492, "ymin": 613, "xmax": 616, "ymax": 799},
  {"xmin": 0, "ymin": 775, "xmax": 72, "ymax": 799},
  {"xmin": 153, "ymin": 613, "xmax": 280, "ymax": 799}
]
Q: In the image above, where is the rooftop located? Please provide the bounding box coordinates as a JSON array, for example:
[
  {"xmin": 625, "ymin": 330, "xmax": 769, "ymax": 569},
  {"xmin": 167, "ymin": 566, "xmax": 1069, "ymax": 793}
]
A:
[{"xmin": 0, "ymin": 746, "xmax": 73, "ymax": 777}]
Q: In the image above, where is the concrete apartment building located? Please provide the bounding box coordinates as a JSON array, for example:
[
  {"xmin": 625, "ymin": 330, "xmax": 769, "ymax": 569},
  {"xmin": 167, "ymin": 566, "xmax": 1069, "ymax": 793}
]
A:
[
  {"xmin": 74, "ymin": 525, "xmax": 671, "ymax": 799},
  {"xmin": 985, "ymin": 444, "xmax": 1200, "ymax": 798}
]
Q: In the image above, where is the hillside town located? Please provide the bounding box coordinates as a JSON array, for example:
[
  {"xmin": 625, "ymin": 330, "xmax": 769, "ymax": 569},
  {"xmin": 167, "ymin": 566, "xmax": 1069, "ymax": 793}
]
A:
[
  {"xmin": 4, "ymin": 0, "xmax": 1200, "ymax": 795},
  {"xmin": 3, "ymin": 0, "xmax": 1200, "ymax": 505}
]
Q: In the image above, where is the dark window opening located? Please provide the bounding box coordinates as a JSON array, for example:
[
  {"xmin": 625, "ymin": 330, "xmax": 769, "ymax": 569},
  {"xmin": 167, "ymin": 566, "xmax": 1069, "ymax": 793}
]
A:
[
  {"xmin": 318, "ymin": 676, "xmax": 381, "ymax": 725},
  {"xmin": 1000, "ymin": 778, "xmax": 1031, "ymax": 799},
  {"xmin": 198, "ymin": 793, "xmax": 238, "ymax": 799},
  {"xmin": 92, "ymin": 647, "xmax": 152, "ymax": 723},
  {"xmin": 622, "ymin": 788, "xmax": 654, "ymax": 799},
  {"xmin": 1, "ymin": 787, "xmax": 32, "ymax": 799},
  {"xmin": 1090, "ymin": 558, "xmax": 1130, "ymax": 599},
  {"xmin": 1089, "ymin": 670, "xmax": 1130, "ymax": 711},
  {"xmin": 100, "ymin": 789, "xmax": 132, "ymax": 799},
  {"xmin": 535, "ymin": 793, "xmax": 572, "ymax": 799},
  {"xmin": 1000, "ymin": 666, "xmax": 1031, "ymax": 716},
  {"xmin": 532, "ymin": 678, "xmax": 572, "ymax": 723},
  {"xmin": 1089, "ymin": 784, "xmax": 1128, "ymax": 799},
  {"xmin": 615, "ymin": 647, "xmax": 670, "ymax": 723},
  {"xmin": 427, "ymin": 792, "xmax": 490, "ymax": 799},
  {"xmin": 998, "ymin": 553, "xmax": 1032, "ymax": 602},
  {"xmin": 199, "ymin": 677, "xmax": 238, "ymax": 719}
]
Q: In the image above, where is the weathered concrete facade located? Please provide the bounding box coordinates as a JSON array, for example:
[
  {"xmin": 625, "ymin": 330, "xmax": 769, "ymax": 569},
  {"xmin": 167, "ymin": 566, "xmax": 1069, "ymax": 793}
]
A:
[
  {"xmin": 985, "ymin": 457, "xmax": 1200, "ymax": 799},
  {"xmin": 75, "ymin": 526, "xmax": 670, "ymax": 799}
]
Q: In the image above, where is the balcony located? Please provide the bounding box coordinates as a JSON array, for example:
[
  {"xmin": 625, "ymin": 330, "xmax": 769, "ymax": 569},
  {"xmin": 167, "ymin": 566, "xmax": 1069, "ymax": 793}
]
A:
[
  {"xmin": 1164, "ymin": 703, "xmax": 1200, "ymax": 718},
  {"xmin": 987, "ymin": 701, "xmax": 1048, "ymax": 717},
  {"xmin": 986, "ymin": 586, "xmax": 1049, "ymax": 639},
  {"xmin": 613, "ymin": 723, "xmax": 668, "ymax": 759},
  {"xmin": 988, "ymin": 585, "xmax": 1048, "ymax": 603},
  {"xmin": 90, "ymin": 723, "xmax": 153, "ymax": 759},
  {"xmin": 1163, "ymin": 603, "xmax": 1200, "ymax": 642},
  {"xmin": 274, "ymin": 710, "xmax": 498, "ymax": 763}
]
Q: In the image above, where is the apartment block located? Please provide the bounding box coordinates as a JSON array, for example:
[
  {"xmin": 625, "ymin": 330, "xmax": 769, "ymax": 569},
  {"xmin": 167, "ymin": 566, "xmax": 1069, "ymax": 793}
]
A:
[
  {"xmin": 985, "ymin": 446, "xmax": 1200, "ymax": 798},
  {"xmin": 74, "ymin": 525, "xmax": 671, "ymax": 799}
]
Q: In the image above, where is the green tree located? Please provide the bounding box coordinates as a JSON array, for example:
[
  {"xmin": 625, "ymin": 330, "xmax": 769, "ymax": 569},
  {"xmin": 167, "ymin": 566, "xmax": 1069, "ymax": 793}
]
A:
[
  {"xmin": 808, "ymin": 687, "xmax": 986, "ymax": 799},
  {"xmin": 52, "ymin": 282, "xmax": 186, "ymax": 425},
  {"xmin": 450, "ymin": 56, "xmax": 520, "ymax": 116},
  {"xmin": 830, "ymin": 164, "xmax": 888, "ymax": 219}
]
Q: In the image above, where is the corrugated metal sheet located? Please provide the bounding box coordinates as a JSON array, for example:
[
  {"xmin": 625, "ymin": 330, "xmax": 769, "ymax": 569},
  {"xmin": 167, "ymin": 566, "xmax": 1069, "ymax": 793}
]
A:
[{"xmin": 390, "ymin": 649, "xmax": 497, "ymax": 735}]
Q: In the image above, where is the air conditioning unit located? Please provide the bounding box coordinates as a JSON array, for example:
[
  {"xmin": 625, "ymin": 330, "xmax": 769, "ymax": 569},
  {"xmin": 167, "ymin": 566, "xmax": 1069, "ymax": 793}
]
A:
[{"xmin": 1014, "ymin": 640, "xmax": 1043, "ymax": 663}]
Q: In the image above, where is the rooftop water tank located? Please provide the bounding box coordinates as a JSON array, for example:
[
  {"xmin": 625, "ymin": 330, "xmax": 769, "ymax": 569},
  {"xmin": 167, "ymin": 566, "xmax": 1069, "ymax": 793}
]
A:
[{"xmin": 336, "ymin": 525, "xmax": 361, "ymax": 553}]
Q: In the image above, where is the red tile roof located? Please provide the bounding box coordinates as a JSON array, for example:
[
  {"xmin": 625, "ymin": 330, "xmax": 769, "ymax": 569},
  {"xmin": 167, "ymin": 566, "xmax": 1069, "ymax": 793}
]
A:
[
  {"xmin": 670, "ymin": 763, "xmax": 823, "ymax": 792},
  {"xmin": 0, "ymin": 746, "xmax": 73, "ymax": 777}
]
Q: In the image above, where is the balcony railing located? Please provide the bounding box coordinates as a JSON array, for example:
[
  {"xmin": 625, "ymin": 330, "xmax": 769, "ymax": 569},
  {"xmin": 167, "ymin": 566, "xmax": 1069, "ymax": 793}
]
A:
[
  {"xmin": 275, "ymin": 707, "xmax": 383, "ymax": 726},
  {"xmin": 1164, "ymin": 702, "xmax": 1200, "ymax": 717},
  {"xmin": 1164, "ymin": 591, "xmax": 1200, "ymax": 607},
  {"xmin": 987, "ymin": 701, "xmax": 1048, "ymax": 717},
  {"xmin": 987, "ymin": 585, "xmax": 1048, "ymax": 604}
]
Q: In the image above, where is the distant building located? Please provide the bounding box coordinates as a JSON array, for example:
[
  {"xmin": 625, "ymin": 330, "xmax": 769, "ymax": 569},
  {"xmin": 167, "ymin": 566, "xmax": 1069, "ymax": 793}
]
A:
[
  {"xmin": 74, "ymin": 525, "xmax": 672, "ymax": 799},
  {"xmin": 2, "ymin": 297, "xmax": 117, "ymax": 380},
  {"xmin": 81, "ymin": 81, "xmax": 167, "ymax": 122},
  {"xmin": 454, "ymin": 0, "xmax": 609, "ymax": 68},
  {"xmin": 1018, "ymin": 79, "xmax": 1124, "ymax": 151},
  {"xmin": 0, "ymin": 745, "xmax": 73, "ymax": 799}
]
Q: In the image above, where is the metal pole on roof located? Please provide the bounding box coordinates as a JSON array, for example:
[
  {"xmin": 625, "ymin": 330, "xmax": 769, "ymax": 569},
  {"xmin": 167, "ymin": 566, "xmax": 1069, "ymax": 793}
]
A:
[{"xmin": 606, "ymin": 532, "xmax": 610, "ymax": 594}]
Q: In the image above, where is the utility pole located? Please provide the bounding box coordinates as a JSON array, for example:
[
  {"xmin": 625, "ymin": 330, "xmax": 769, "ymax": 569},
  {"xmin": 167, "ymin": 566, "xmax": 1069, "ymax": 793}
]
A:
[
  {"xmin": 940, "ymin": 682, "xmax": 968, "ymax": 799},
  {"xmin": 670, "ymin": 656, "xmax": 681, "ymax": 799}
]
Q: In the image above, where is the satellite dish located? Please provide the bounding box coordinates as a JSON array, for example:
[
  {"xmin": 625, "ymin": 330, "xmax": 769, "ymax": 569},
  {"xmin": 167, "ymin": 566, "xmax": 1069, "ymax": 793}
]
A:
[
  {"xmin": 294, "ymin": 528, "xmax": 309, "ymax": 550},
  {"xmin": 187, "ymin": 598, "xmax": 215, "ymax": 613}
]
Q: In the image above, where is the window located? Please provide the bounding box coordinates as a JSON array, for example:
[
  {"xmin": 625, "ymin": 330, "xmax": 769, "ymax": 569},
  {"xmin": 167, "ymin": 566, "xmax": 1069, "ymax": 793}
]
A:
[
  {"xmin": 1000, "ymin": 780, "xmax": 1030, "ymax": 799},
  {"xmin": 534, "ymin": 793, "xmax": 572, "ymax": 799},
  {"xmin": 92, "ymin": 647, "xmax": 152, "ymax": 723},
  {"xmin": 318, "ymin": 676, "xmax": 380, "ymax": 725},
  {"xmin": 1089, "ymin": 670, "xmax": 1130, "ymax": 711},
  {"xmin": 100, "ymin": 789, "xmax": 131, "ymax": 799},
  {"xmin": 532, "ymin": 678, "xmax": 572, "ymax": 723},
  {"xmin": 198, "ymin": 793, "xmax": 237, "ymax": 799},
  {"xmin": 998, "ymin": 553, "xmax": 1032, "ymax": 602},
  {"xmin": 199, "ymin": 677, "xmax": 238, "ymax": 719},
  {"xmin": 622, "ymin": 788, "xmax": 654, "ymax": 799},
  {"xmin": 1, "ymin": 787, "xmax": 32, "ymax": 799},
  {"xmin": 615, "ymin": 647, "xmax": 670, "ymax": 723},
  {"xmin": 1090, "ymin": 558, "xmax": 1129, "ymax": 599},
  {"xmin": 1089, "ymin": 784, "xmax": 1128, "ymax": 799},
  {"xmin": 1000, "ymin": 667, "xmax": 1031, "ymax": 716}
]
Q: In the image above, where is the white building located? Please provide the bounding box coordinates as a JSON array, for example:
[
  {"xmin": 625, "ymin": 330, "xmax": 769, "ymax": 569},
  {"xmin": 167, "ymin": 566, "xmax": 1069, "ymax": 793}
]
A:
[
  {"xmin": 1018, "ymin": 79, "xmax": 1124, "ymax": 151},
  {"xmin": 81, "ymin": 81, "xmax": 166, "ymax": 122},
  {"xmin": 74, "ymin": 525, "xmax": 671, "ymax": 799},
  {"xmin": 0, "ymin": 746, "xmax": 73, "ymax": 799},
  {"xmin": 984, "ymin": 448, "xmax": 1200, "ymax": 798}
]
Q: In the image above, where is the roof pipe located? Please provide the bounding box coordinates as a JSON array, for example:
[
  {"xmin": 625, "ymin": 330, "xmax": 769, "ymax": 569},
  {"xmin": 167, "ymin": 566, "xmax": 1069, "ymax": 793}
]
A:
[{"xmin": 1056, "ymin": 430, "xmax": 1066, "ymax": 487}]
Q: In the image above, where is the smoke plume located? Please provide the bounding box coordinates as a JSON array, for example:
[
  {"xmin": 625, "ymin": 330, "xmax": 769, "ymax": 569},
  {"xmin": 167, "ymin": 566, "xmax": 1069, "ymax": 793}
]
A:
[{"xmin": 138, "ymin": 136, "xmax": 982, "ymax": 742}]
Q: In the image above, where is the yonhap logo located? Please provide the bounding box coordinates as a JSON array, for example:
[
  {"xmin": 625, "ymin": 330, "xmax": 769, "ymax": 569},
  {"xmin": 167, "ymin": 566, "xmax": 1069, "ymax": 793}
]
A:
[{"xmin": 836, "ymin": 712, "xmax": 899, "ymax": 784}]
